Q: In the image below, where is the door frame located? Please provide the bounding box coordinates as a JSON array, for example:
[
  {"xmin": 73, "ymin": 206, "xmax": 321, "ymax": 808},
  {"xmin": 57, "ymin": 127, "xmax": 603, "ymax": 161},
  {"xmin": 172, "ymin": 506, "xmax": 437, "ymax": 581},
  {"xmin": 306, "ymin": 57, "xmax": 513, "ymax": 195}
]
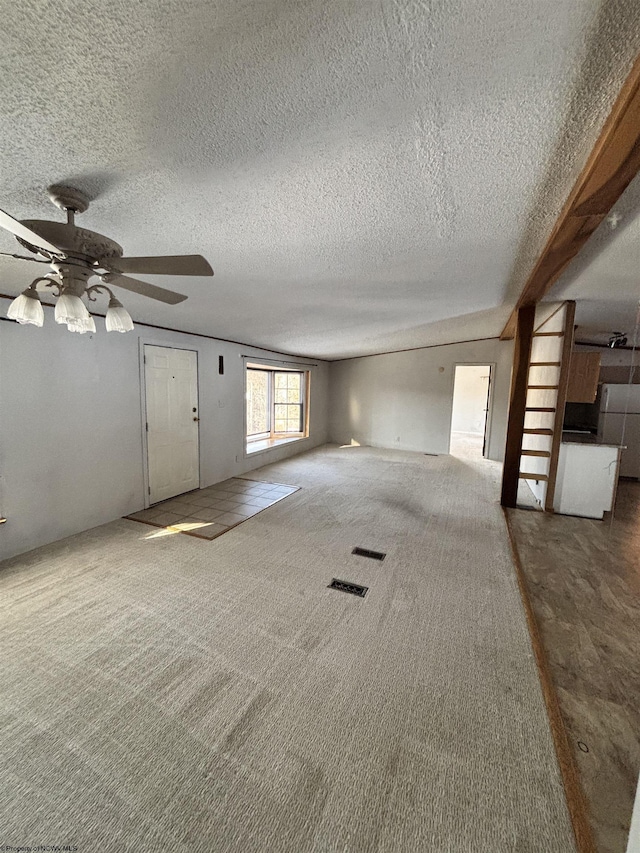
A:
[
  {"xmin": 448, "ymin": 362, "xmax": 496, "ymax": 458},
  {"xmin": 139, "ymin": 339, "xmax": 201, "ymax": 508}
]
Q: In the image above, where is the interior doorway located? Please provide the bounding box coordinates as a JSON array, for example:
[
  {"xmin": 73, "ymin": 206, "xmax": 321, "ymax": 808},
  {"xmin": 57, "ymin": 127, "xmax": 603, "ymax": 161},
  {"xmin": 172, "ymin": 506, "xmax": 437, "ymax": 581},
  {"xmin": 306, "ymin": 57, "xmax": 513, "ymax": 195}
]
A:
[
  {"xmin": 144, "ymin": 345, "xmax": 200, "ymax": 504},
  {"xmin": 449, "ymin": 364, "xmax": 492, "ymax": 459}
]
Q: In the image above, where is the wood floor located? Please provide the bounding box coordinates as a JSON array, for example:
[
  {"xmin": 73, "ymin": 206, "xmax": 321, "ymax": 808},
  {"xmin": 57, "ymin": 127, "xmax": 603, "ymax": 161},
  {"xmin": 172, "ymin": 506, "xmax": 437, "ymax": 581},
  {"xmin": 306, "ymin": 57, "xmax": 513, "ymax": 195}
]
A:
[{"xmin": 507, "ymin": 480, "xmax": 640, "ymax": 853}]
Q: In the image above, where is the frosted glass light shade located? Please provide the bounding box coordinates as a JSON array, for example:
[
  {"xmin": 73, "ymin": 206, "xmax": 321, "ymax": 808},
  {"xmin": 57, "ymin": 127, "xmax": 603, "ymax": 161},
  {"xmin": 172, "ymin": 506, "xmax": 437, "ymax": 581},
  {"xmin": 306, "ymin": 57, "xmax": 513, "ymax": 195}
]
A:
[
  {"xmin": 55, "ymin": 291, "xmax": 91, "ymax": 325},
  {"xmin": 7, "ymin": 286, "xmax": 44, "ymax": 326},
  {"xmin": 55, "ymin": 292, "xmax": 96, "ymax": 333},
  {"xmin": 66, "ymin": 315, "xmax": 96, "ymax": 334},
  {"xmin": 105, "ymin": 298, "xmax": 134, "ymax": 333}
]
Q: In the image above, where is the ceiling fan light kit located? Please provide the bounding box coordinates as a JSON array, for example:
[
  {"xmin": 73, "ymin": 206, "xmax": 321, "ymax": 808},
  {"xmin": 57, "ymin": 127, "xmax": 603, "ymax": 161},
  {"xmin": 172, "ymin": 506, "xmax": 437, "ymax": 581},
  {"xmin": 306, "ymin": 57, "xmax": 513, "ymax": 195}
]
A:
[
  {"xmin": 8, "ymin": 271, "xmax": 133, "ymax": 336},
  {"xmin": 2, "ymin": 184, "xmax": 214, "ymax": 335}
]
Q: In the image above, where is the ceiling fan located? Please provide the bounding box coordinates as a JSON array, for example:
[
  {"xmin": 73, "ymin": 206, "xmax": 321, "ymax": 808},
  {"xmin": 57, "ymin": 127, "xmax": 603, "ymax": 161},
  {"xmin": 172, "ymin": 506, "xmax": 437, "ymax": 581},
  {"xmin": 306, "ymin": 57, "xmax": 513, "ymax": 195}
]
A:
[{"xmin": 1, "ymin": 184, "xmax": 213, "ymax": 333}]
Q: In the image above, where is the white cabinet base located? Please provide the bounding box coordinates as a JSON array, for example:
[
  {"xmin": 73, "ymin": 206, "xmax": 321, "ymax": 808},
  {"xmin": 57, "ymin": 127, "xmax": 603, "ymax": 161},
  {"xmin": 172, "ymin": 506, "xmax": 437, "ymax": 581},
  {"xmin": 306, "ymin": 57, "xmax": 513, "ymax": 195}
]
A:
[{"xmin": 554, "ymin": 443, "xmax": 621, "ymax": 519}]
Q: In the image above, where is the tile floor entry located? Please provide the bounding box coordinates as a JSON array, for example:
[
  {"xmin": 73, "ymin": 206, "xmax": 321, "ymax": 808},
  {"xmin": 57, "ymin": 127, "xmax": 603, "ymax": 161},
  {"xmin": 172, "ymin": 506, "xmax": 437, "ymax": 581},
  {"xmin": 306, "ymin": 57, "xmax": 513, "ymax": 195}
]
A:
[{"xmin": 125, "ymin": 478, "xmax": 299, "ymax": 540}]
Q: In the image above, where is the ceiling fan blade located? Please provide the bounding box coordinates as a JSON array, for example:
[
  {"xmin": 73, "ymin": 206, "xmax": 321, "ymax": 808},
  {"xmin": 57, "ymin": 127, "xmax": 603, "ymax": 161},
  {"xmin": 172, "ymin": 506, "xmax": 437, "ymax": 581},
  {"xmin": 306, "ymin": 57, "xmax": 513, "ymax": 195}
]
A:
[
  {"xmin": 102, "ymin": 272, "xmax": 187, "ymax": 305},
  {"xmin": 104, "ymin": 254, "xmax": 213, "ymax": 276},
  {"xmin": 0, "ymin": 208, "xmax": 61, "ymax": 254}
]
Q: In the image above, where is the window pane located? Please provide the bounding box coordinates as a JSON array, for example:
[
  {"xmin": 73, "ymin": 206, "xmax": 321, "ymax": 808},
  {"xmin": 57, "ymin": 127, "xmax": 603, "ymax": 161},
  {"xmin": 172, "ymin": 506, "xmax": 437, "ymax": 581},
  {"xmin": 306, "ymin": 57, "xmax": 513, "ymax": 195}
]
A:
[
  {"xmin": 274, "ymin": 388, "xmax": 288, "ymax": 403},
  {"xmin": 273, "ymin": 405, "xmax": 302, "ymax": 434},
  {"xmin": 275, "ymin": 373, "xmax": 288, "ymax": 389},
  {"xmin": 288, "ymin": 374, "xmax": 300, "ymax": 390},
  {"xmin": 246, "ymin": 370, "xmax": 269, "ymax": 436},
  {"xmin": 274, "ymin": 404, "xmax": 288, "ymax": 420},
  {"xmin": 287, "ymin": 388, "xmax": 301, "ymax": 403}
]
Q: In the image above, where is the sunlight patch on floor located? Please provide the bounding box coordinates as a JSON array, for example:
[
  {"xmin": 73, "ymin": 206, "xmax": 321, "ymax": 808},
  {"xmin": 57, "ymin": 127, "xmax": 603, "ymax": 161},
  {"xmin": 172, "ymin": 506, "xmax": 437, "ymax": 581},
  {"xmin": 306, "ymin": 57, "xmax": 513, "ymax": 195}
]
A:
[
  {"xmin": 142, "ymin": 521, "xmax": 212, "ymax": 539},
  {"xmin": 449, "ymin": 431, "xmax": 484, "ymax": 459}
]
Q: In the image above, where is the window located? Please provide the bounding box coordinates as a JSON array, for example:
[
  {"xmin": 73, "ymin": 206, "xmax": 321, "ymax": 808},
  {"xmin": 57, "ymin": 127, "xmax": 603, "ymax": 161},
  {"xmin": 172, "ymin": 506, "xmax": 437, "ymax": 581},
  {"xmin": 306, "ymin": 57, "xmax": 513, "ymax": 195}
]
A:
[{"xmin": 245, "ymin": 364, "xmax": 309, "ymax": 452}]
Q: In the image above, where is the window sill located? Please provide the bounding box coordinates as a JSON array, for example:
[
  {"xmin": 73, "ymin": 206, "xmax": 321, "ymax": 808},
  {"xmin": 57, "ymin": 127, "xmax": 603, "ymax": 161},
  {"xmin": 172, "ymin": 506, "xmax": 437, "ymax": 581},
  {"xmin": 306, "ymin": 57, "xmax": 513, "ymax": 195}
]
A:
[{"xmin": 246, "ymin": 436, "xmax": 308, "ymax": 456}]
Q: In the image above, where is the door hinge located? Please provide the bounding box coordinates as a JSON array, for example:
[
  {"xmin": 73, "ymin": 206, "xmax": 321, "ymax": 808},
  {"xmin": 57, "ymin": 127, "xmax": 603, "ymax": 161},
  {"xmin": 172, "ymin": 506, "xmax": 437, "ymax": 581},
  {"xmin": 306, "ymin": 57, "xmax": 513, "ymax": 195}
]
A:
[
  {"xmin": 145, "ymin": 422, "xmax": 149, "ymax": 432},
  {"xmin": 148, "ymin": 486, "xmax": 151, "ymax": 495}
]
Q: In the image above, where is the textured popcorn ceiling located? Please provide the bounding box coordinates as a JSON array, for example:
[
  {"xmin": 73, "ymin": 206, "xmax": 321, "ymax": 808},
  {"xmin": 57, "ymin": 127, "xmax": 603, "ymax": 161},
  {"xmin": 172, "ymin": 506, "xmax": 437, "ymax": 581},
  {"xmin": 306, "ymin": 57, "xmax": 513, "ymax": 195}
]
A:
[{"xmin": 0, "ymin": 0, "xmax": 639, "ymax": 359}]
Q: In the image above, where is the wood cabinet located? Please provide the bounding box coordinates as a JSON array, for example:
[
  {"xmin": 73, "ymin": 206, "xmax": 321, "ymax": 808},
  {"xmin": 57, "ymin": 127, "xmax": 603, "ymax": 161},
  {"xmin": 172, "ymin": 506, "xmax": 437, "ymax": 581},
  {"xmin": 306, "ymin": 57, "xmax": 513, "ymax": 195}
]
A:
[{"xmin": 566, "ymin": 351, "xmax": 601, "ymax": 403}]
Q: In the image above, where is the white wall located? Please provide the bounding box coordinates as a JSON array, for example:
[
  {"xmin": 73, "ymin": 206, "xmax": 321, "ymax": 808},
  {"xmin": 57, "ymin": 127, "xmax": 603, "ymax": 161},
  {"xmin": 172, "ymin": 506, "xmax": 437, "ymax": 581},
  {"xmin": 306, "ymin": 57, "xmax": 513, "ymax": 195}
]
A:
[
  {"xmin": 0, "ymin": 306, "xmax": 328, "ymax": 561},
  {"xmin": 329, "ymin": 338, "xmax": 514, "ymax": 462},
  {"xmin": 451, "ymin": 365, "xmax": 491, "ymax": 434}
]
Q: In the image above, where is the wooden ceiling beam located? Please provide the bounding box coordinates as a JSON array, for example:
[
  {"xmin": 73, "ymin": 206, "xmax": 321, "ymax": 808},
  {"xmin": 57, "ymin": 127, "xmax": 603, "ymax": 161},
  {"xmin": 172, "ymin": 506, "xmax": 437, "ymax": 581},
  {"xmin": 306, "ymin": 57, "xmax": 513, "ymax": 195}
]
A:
[{"xmin": 501, "ymin": 54, "xmax": 640, "ymax": 340}]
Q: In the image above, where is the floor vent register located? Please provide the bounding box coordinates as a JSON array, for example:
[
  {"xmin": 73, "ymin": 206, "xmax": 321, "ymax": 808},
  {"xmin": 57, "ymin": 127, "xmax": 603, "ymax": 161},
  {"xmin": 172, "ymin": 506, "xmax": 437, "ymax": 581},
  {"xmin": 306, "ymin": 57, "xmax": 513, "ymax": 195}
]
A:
[
  {"xmin": 328, "ymin": 578, "xmax": 369, "ymax": 598},
  {"xmin": 352, "ymin": 546, "xmax": 386, "ymax": 561}
]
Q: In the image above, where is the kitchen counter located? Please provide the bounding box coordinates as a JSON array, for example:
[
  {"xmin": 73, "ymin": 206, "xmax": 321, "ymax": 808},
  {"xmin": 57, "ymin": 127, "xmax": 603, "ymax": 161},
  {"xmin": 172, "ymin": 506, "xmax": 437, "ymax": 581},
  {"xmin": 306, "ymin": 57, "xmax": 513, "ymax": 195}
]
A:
[
  {"xmin": 561, "ymin": 429, "xmax": 597, "ymax": 444},
  {"xmin": 562, "ymin": 430, "xmax": 622, "ymax": 449}
]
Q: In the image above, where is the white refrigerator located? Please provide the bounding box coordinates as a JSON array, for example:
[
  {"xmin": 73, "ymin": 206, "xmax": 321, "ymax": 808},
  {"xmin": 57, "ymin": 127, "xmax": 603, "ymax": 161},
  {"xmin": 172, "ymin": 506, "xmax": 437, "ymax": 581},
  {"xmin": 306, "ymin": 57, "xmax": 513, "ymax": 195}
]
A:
[{"xmin": 598, "ymin": 384, "xmax": 640, "ymax": 478}]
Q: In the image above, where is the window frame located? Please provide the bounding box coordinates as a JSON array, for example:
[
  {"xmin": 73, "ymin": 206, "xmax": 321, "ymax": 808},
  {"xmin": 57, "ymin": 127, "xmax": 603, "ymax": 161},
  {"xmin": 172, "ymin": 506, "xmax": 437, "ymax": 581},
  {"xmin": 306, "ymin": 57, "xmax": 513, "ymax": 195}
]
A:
[
  {"xmin": 244, "ymin": 361, "xmax": 310, "ymax": 453},
  {"xmin": 271, "ymin": 369, "xmax": 305, "ymax": 437},
  {"xmin": 246, "ymin": 367, "xmax": 272, "ymax": 440}
]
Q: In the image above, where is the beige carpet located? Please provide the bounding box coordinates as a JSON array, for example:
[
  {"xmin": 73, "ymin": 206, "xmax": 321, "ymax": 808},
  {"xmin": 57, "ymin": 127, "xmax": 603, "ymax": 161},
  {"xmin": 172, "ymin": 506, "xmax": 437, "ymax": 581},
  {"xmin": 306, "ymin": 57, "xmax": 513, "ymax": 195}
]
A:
[{"xmin": 0, "ymin": 445, "xmax": 575, "ymax": 852}]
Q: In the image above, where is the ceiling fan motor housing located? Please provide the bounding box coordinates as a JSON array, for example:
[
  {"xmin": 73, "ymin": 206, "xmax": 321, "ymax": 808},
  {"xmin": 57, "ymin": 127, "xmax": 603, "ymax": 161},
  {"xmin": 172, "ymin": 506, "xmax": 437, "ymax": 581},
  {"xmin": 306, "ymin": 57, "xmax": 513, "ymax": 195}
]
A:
[
  {"xmin": 15, "ymin": 184, "xmax": 123, "ymax": 266},
  {"xmin": 49, "ymin": 262, "xmax": 95, "ymax": 296},
  {"xmin": 16, "ymin": 221, "xmax": 123, "ymax": 265}
]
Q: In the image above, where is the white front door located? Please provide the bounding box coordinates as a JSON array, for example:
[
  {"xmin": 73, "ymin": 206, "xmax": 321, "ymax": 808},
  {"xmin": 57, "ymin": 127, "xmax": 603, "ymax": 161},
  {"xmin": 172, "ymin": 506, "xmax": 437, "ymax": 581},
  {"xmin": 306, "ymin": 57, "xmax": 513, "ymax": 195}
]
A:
[{"xmin": 144, "ymin": 345, "xmax": 200, "ymax": 504}]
